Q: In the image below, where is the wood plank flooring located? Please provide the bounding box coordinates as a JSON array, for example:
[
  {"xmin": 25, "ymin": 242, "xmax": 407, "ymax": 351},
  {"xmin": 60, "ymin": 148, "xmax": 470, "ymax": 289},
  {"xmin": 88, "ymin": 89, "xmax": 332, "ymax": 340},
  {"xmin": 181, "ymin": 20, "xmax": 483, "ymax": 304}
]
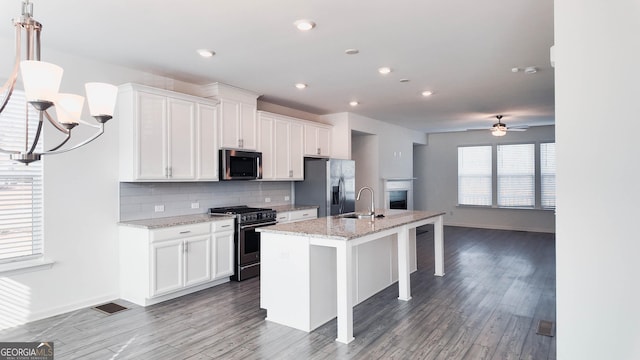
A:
[{"xmin": 0, "ymin": 226, "xmax": 556, "ymax": 359}]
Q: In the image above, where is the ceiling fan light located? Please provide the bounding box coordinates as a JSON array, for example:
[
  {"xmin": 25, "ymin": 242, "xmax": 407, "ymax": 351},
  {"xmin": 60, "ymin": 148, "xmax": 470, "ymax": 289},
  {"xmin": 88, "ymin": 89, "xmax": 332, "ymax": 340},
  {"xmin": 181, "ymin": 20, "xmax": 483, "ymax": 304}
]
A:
[
  {"xmin": 491, "ymin": 124, "xmax": 507, "ymax": 137},
  {"xmin": 20, "ymin": 60, "xmax": 63, "ymax": 103}
]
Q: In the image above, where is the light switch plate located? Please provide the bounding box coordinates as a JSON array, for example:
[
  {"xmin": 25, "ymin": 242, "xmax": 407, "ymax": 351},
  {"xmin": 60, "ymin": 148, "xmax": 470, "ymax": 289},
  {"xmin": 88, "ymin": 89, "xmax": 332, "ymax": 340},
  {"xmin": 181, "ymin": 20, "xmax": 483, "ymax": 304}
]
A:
[
  {"xmin": 191, "ymin": 202, "xmax": 200, "ymax": 209},
  {"xmin": 265, "ymin": 197, "xmax": 271, "ymax": 203},
  {"xmin": 154, "ymin": 205, "xmax": 165, "ymax": 212}
]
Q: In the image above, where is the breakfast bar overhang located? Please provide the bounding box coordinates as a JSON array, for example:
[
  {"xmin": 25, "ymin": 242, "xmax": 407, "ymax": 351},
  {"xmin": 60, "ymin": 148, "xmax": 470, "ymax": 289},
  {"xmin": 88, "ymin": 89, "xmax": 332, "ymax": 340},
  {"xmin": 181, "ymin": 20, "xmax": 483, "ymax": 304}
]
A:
[{"xmin": 258, "ymin": 210, "xmax": 446, "ymax": 344}]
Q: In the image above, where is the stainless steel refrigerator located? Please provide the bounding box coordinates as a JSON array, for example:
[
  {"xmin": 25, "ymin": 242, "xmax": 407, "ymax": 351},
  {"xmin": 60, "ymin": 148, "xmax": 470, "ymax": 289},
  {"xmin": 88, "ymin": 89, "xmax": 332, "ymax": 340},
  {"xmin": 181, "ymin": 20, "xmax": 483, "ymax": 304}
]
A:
[{"xmin": 295, "ymin": 158, "xmax": 355, "ymax": 217}]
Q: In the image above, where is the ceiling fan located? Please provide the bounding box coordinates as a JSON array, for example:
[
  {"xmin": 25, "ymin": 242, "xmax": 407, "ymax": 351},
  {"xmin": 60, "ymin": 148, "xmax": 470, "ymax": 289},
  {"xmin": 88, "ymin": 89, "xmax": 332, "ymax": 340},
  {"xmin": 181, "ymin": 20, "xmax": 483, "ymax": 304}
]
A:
[{"xmin": 489, "ymin": 115, "xmax": 528, "ymax": 136}]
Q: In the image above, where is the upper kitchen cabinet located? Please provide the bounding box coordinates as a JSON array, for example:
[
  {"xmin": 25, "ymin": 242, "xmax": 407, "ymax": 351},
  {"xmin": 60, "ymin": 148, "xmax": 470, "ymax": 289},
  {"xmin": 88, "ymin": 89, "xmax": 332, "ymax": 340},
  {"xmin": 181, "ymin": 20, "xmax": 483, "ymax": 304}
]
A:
[
  {"xmin": 304, "ymin": 123, "xmax": 331, "ymax": 158},
  {"xmin": 201, "ymin": 83, "xmax": 260, "ymax": 151},
  {"xmin": 118, "ymin": 83, "xmax": 219, "ymax": 182},
  {"xmin": 258, "ymin": 111, "xmax": 304, "ymax": 180}
]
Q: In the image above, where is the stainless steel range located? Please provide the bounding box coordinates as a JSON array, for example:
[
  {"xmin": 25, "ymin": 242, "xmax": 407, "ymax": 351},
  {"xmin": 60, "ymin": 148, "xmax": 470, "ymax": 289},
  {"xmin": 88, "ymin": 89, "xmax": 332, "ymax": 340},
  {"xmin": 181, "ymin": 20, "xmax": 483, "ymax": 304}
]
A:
[{"xmin": 209, "ymin": 205, "xmax": 277, "ymax": 281}]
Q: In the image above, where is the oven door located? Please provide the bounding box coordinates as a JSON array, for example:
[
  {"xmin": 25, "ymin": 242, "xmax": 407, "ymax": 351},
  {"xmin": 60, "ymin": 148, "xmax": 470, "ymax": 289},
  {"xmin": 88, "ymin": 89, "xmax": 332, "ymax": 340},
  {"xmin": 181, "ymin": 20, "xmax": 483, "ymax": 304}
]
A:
[{"xmin": 236, "ymin": 221, "xmax": 276, "ymax": 280}]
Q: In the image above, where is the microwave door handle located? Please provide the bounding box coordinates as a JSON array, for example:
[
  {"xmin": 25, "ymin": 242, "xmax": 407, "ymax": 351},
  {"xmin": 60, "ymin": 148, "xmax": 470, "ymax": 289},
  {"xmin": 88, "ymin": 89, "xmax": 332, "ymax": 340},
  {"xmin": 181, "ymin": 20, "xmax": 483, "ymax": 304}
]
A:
[{"xmin": 256, "ymin": 156, "xmax": 262, "ymax": 179}]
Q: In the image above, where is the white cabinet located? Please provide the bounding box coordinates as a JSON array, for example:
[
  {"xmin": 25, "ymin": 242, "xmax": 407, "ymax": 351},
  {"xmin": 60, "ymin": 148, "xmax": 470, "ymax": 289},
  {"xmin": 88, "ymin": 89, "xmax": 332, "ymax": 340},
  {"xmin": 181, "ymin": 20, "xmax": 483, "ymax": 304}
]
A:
[
  {"xmin": 258, "ymin": 111, "xmax": 304, "ymax": 180},
  {"xmin": 258, "ymin": 112, "xmax": 275, "ymax": 179},
  {"xmin": 118, "ymin": 83, "xmax": 219, "ymax": 181},
  {"xmin": 196, "ymin": 104, "xmax": 219, "ymax": 180},
  {"xmin": 304, "ymin": 123, "xmax": 332, "ymax": 157},
  {"xmin": 212, "ymin": 219, "xmax": 234, "ymax": 278},
  {"xmin": 119, "ymin": 218, "xmax": 234, "ymax": 306},
  {"xmin": 276, "ymin": 208, "xmax": 318, "ymax": 223},
  {"xmin": 202, "ymin": 82, "xmax": 260, "ymax": 151},
  {"xmin": 149, "ymin": 223, "xmax": 211, "ymax": 297},
  {"xmin": 218, "ymin": 99, "xmax": 257, "ymax": 150}
]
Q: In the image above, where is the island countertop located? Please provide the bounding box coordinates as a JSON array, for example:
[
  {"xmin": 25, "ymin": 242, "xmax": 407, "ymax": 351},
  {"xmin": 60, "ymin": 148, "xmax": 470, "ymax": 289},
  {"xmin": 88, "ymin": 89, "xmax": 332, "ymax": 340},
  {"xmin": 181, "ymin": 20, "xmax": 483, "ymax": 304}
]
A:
[{"xmin": 258, "ymin": 209, "xmax": 445, "ymax": 240}]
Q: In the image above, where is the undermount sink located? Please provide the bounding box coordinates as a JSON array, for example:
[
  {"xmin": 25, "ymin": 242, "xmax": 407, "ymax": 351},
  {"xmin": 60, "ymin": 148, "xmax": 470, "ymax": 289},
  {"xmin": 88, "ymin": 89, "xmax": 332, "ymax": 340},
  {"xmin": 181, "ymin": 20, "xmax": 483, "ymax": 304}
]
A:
[{"xmin": 338, "ymin": 212, "xmax": 375, "ymax": 220}]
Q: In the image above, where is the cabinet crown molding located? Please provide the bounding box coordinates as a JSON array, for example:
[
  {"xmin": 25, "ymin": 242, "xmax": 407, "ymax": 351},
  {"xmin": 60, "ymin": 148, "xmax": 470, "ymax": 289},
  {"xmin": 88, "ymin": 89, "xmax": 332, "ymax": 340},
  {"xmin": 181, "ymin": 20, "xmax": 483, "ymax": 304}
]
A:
[{"xmin": 201, "ymin": 82, "xmax": 260, "ymax": 103}]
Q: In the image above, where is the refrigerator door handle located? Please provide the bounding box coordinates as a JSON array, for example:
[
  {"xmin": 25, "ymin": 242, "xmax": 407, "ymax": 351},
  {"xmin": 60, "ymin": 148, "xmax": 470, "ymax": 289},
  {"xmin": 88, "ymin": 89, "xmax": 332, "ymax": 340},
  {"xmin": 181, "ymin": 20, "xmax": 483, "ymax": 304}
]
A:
[{"xmin": 338, "ymin": 177, "xmax": 345, "ymax": 214}]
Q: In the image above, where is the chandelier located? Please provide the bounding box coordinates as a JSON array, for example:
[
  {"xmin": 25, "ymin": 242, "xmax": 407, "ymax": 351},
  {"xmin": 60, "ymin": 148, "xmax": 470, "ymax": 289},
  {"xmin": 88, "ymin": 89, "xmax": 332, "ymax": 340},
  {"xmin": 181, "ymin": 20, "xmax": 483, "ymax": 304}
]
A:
[{"xmin": 0, "ymin": 0, "xmax": 117, "ymax": 164}]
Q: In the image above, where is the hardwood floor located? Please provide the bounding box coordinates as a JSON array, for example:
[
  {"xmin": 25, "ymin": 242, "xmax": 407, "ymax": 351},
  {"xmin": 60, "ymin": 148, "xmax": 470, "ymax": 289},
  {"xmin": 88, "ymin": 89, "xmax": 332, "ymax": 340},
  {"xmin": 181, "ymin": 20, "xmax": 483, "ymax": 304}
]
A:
[{"xmin": 0, "ymin": 226, "xmax": 556, "ymax": 359}]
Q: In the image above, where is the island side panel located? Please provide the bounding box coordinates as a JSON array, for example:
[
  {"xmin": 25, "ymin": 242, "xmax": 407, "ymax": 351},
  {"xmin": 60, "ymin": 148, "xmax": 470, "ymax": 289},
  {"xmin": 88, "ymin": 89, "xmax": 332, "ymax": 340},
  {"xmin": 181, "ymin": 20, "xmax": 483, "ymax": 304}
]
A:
[
  {"xmin": 260, "ymin": 233, "xmax": 313, "ymax": 331},
  {"xmin": 309, "ymin": 245, "xmax": 337, "ymax": 330}
]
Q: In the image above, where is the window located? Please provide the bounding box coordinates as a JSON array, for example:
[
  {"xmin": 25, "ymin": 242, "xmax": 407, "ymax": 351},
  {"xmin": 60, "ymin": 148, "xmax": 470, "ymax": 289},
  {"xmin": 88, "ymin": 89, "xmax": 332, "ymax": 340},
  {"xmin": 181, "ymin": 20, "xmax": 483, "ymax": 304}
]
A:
[
  {"xmin": 540, "ymin": 142, "xmax": 556, "ymax": 209},
  {"xmin": 458, "ymin": 146, "xmax": 492, "ymax": 206},
  {"xmin": 0, "ymin": 90, "xmax": 43, "ymax": 262},
  {"xmin": 458, "ymin": 142, "xmax": 555, "ymax": 209},
  {"xmin": 497, "ymin": 144, "xmax": 535, "ymax": 207}
]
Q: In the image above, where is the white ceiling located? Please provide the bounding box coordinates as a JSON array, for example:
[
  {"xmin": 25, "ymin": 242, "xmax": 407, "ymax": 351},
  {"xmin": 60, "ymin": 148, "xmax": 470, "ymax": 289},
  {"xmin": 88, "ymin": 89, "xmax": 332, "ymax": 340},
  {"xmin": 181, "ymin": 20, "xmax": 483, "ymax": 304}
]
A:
[{"xmin": 0, "ymin": 0, "xmax": 555, "ymax": 133}]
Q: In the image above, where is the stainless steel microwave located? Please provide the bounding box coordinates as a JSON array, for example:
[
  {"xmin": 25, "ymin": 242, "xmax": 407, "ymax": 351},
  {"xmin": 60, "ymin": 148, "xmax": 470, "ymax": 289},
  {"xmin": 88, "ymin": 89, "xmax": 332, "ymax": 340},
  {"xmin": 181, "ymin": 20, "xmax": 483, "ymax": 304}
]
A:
[{"xmin": 219, "ymin": 149, "xmax": 262, "ymax": 180}]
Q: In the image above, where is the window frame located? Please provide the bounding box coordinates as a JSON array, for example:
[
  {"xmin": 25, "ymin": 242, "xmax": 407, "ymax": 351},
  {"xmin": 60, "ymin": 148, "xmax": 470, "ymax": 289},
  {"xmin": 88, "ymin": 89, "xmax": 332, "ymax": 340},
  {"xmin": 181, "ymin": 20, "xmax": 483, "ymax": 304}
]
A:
[
  {"xmin": 457, "ymin": 141, "xmax": 556, "ymax": 210},
  {"xmin": 0, "ymin": 87, "xmax": 49, "ymax": 273}
]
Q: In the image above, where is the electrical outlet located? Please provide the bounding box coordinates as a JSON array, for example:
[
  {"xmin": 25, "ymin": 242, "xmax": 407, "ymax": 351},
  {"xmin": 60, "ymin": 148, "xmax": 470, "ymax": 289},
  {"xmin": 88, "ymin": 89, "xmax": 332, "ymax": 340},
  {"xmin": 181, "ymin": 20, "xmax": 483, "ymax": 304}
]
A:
[
  {"xmin": 191, "ymin": 202, "xmax": 200, "ymax": 209},
  {"xmin": 284, "ymin": 196, "xmax": 290, "ymax": 201},
  {"xmin": 154, "ymin": 205, "xmax": 165, "ymax": 212},
  {"xmin": 265, "ymin": 197, "xmax": 271, "ymax": 203}
]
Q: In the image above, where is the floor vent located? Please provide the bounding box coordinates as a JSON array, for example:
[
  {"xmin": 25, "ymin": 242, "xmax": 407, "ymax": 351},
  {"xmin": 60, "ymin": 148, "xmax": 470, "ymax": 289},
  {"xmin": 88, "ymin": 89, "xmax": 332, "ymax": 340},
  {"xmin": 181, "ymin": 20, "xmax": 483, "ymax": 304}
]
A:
[
  {"xmin": 536, "ymin": 320, "xmax": 554, "ymax": 337},
  {"xmin": 92, "ymin": 302, "xmax": 129, "ymax": 315}
]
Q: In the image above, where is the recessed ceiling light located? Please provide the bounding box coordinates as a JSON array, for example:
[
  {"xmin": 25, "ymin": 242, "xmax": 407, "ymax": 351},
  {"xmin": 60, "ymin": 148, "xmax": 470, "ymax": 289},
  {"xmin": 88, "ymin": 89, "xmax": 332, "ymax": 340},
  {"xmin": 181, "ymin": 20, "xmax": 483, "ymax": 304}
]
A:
[
  {"xmin": 295, "ymin": 83, "xmax": 307, "ymax": 89},
  {"xmin": 399, "ymin": 78, "xmax": 410, "ymax": 83},
  {"xmin": 196, "ymin": 49, "xmax": 215, "ymax": 58},
  {"xmin": 294, "ymin": 19, "xmax": 316, "ymax": 31},
  {"xmin": 345, "ymin": 48, "xmax": 359, "ymax": 55},
  {"xmin": 378, "ymin": 67, "xmax": 392, "ymax": 75},
  {"xmin": 421, "ymin": 90, "xmax": 433, "ymax": 97},
  {"xmin": 349, "ymin": 101, "xmax": 359, "ymax": 107}
]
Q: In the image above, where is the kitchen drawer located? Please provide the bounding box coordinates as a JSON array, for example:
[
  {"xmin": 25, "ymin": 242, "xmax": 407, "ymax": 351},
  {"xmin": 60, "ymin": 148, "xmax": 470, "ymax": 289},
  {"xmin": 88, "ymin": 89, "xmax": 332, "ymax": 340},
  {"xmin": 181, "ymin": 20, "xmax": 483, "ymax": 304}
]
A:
[
  {"xmin": 276, "ymin": 213, "xmax": 290, "ymax": 223},
  {"xmin": 151, "ymin": 222, "xmax": 210, "ymax": 242},
  {"xmin": 211, "ymin": 219, "xmax": 234, "ymax": 232},
  {"xmin": 288, "ymin": 208, "xmax": 317, "ymax": 222}
]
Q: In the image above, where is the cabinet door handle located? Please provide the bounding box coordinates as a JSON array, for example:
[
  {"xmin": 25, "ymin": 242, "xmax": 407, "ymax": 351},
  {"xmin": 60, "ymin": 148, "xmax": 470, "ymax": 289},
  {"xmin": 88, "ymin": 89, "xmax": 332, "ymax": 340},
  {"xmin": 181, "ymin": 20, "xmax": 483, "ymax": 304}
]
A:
[
  {"xmin": 179, "ymin": 230, "xmax": 191, "ymax": 234},
  {"xmin": 220, "ymin": 224, "xmax": 231, "ymax": 228},
  {"xmin": 289, "ymin": 170, "xmax": 293, "ymax": 178},
  {"xmin": 317, "ymin": 147, "xmax": 321, "ymax": 155},
  {"xmin": 168, "ymin": 166, "xmax": 172, "ymax": 178},
  {"xmin": 184, "ymin": 242, "xmax": 188, "ymax": 253},
  {"xmin": 302, "ymin": 213, "xmax": 309, "ymax": 217}
]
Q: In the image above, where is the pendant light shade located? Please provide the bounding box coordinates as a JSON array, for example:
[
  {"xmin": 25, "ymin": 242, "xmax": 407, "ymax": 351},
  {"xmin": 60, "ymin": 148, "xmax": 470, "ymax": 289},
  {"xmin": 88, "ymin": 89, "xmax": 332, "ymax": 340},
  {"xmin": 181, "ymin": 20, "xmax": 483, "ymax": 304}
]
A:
[
  {"xmin": 20, "ymin": 60, "xmax": 63, "ymax": 103},
  {"xmin": 85, "ymin": 82, "xmax": 118, "ymax": 118},
  {"xmin": 54, "ymin": 93, "xmax": 84, "ymax": 125}
]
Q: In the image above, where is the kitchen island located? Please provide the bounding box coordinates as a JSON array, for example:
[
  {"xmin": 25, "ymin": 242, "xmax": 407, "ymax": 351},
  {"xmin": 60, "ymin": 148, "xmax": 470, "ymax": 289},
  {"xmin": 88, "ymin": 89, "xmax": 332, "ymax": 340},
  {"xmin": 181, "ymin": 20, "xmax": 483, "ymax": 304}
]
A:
[{"xmin": 258, "ymin": 209, "xmax": 445, "ymax": 344}]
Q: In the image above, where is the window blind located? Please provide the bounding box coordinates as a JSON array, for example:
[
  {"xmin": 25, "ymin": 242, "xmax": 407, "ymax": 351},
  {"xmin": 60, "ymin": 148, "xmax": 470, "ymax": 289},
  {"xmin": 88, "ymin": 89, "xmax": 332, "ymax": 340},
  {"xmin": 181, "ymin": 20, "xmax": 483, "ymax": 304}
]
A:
[
  {"xmin": 458, "ymin": 146, "xmax": 492, "ymax": 206},
  {"xmin": 540, "ymin": 142, "xmax": 556, "ymax": 209},
  {"xmin": 0, "ymin": 90, "xmax": 43, "ymax": 262},
  {"xmin": 497, "ymin": 144, "xmax": 535, "ymax": 207}
]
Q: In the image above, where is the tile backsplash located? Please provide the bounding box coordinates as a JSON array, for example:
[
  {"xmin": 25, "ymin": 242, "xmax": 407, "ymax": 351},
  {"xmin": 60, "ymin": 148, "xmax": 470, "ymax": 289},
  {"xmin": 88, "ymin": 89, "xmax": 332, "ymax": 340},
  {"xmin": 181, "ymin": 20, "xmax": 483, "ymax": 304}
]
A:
[{"xmin": 120, "ymin": 181, "xmax": 292, "ymax": 221}]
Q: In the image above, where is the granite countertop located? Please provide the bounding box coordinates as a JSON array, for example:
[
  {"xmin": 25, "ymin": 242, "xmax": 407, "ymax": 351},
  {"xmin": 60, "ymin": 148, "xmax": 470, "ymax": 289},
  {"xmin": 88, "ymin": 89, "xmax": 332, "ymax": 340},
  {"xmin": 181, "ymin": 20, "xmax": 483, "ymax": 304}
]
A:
[
  {"xmin": 118, "ymin": 214, "xmax": 234, "ymax": 229},
  {"xmin": 258, "ymin": 209, "xmax": 445, "ymax": 240},
  {"xmin": 270, "ymin": 204, "xmax": 320, "ymax": 213}
]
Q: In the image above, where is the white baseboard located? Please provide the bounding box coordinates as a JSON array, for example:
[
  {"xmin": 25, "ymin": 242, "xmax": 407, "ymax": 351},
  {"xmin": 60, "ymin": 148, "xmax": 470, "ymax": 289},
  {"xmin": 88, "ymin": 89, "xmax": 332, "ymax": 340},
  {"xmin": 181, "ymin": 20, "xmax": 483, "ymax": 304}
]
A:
[
  {"xmin": 444, "ymin": 221, "xmax": 555, "ymax": 234},
  {"xmin": 0, "ymin": 292, "xmax": 119, "ymax": 331}
]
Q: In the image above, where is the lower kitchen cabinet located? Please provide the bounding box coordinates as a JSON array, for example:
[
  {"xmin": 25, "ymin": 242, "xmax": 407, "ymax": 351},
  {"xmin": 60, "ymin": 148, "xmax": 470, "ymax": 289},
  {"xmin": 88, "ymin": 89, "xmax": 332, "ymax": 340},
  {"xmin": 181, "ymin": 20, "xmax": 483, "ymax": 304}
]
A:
[
  {"xmin": 119, "ymin": 219, "xmax": 234, "ymax": 306},
  {"xmin": 212, "ymin": 221, "xmax": 234, "ymax": 278},
  {"xmin": 276, "ymin": 208, "xmax": 318, "ymax": 224}
]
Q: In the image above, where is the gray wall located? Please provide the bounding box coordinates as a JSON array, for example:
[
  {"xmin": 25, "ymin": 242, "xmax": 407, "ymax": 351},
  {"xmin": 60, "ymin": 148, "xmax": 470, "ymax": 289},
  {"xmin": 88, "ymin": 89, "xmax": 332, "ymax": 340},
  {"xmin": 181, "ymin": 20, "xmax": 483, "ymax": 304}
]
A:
[
  {"xmin": 413, "ymin": 125, "xmax": 555, "ymax": 233},
  {"xmin": 120, "ymin": 181, "xmax": 292, "ymax": 221}
]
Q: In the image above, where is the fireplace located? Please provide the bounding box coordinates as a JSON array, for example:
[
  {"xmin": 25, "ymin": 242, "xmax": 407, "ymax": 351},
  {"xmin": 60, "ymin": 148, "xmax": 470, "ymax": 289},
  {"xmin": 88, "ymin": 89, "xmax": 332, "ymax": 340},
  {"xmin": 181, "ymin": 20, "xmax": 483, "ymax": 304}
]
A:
[{"xmin": 383, "ymin": 179, "xmax": 414, "ymax": 210}]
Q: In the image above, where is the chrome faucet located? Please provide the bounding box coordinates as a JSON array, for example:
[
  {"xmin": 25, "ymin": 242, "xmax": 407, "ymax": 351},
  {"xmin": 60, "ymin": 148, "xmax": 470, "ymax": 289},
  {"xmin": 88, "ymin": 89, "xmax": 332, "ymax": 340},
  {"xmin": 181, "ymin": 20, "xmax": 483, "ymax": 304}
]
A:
[{"xmin": 356, "ymin": 186, "xmax": 375, "ymax": 216}]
